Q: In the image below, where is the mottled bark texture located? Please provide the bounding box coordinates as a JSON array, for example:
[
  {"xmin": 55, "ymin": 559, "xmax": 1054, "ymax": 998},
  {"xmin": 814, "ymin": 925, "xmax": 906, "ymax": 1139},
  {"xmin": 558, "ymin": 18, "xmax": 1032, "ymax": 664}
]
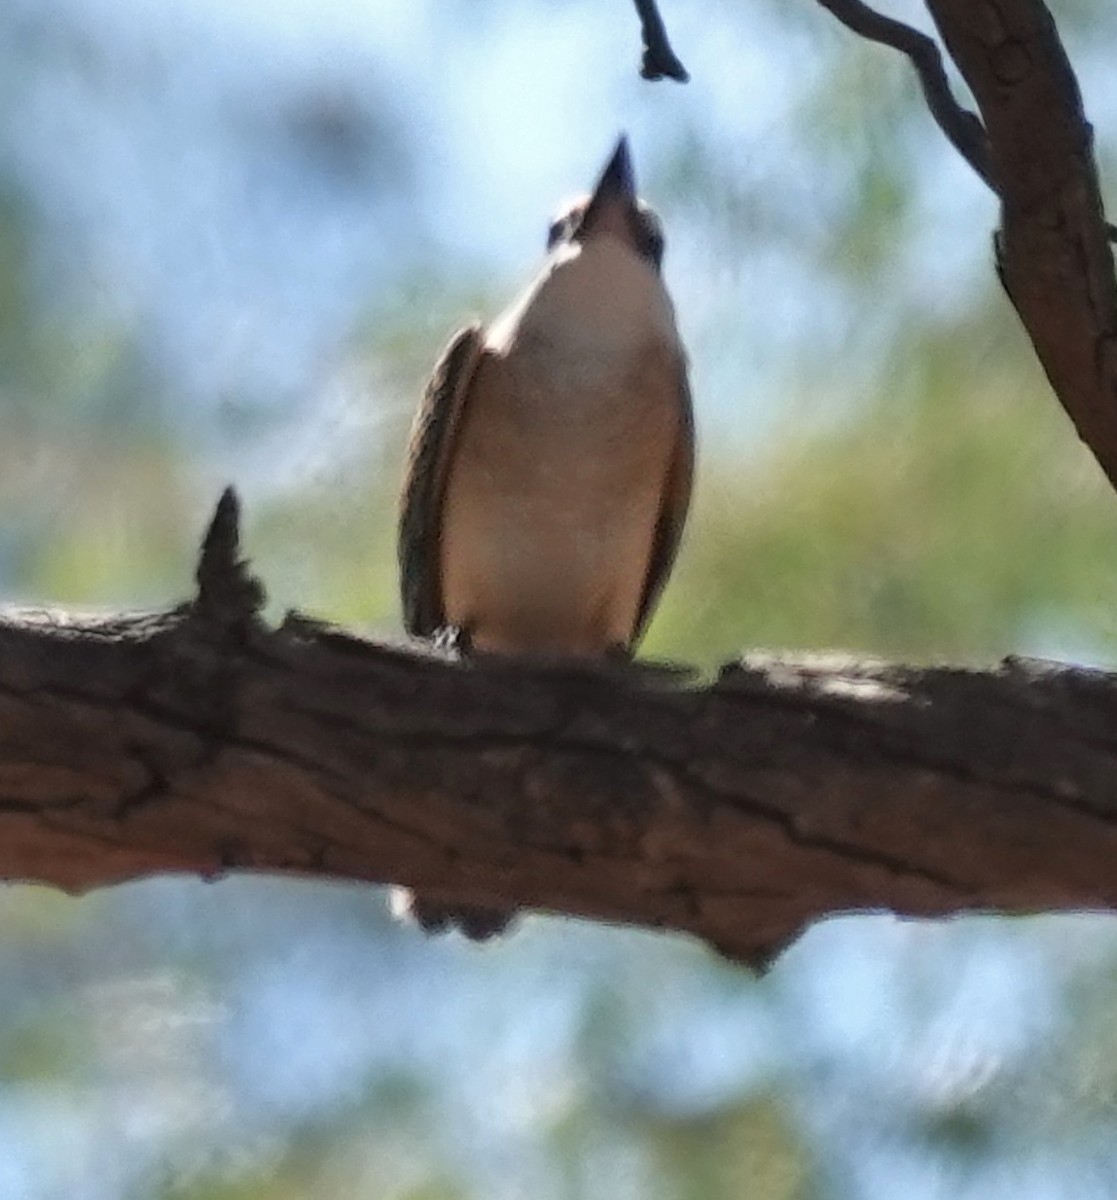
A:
[{"xmin": 0, "ymin": 493, "xmax": 1116, "ymax": 969}]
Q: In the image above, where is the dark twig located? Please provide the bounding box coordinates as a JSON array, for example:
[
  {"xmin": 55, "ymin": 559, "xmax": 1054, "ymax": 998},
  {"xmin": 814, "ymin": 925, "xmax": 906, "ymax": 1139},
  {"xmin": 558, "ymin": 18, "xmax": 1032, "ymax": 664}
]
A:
[
  {"xmin": 814, "ymin": 0, "xmax": 996, "ymax": 192},
  {"xmin": 632, "ymin": 0, "xmax": 689, "ymax": 83}
]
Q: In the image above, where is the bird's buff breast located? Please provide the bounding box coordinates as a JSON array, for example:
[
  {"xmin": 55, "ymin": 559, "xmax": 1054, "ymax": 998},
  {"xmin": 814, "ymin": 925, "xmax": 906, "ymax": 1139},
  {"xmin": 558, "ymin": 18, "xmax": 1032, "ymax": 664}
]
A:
[{"xmin": 439, "ymin": 241, "xmax": 683, "ymax": 655}]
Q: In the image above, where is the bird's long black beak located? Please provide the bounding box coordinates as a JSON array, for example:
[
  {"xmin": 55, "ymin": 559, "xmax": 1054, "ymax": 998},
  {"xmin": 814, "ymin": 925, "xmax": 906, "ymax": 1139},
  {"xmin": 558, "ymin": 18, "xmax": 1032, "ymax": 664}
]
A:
[{"xmin": 588, "ymin": 136, "xmax": 636, "ymax": 207}]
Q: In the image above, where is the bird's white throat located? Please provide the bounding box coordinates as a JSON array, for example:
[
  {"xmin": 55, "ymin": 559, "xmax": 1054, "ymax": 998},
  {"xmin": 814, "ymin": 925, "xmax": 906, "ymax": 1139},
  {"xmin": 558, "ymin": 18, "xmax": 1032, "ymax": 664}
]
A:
[{"xmin": 486, "ymin": 235, "xmax": 678, "ymax": 365}]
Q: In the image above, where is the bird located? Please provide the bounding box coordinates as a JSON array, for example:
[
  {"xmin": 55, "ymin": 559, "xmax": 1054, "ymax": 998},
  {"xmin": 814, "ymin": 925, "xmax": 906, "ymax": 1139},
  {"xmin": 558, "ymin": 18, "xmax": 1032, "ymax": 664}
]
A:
[{"xmin": 393, "ymin": 135, "xmax": 694, "ymax": 939}]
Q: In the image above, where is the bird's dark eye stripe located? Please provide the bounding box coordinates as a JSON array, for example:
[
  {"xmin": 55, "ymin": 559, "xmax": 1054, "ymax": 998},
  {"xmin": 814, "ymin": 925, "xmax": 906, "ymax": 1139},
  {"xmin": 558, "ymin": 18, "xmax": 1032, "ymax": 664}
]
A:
[
  {"xmin": 546, "ymin": 218, "xmax": 566, "ymax": 249},
  {"xmin": 633, "ymin": 218, "xmax": 665, "ymax": 267}
]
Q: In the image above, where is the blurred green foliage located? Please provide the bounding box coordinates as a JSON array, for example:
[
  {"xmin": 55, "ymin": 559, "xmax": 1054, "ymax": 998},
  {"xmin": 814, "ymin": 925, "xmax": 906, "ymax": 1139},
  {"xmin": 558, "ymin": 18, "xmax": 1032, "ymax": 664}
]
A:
[{"xmin": 651, "ymin": 301, "xmax": 1117, "ymax": 664}]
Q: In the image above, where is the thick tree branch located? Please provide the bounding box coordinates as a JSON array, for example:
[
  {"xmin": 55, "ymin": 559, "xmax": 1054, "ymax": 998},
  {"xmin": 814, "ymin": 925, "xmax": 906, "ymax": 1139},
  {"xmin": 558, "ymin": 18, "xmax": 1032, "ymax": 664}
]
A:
[
  {"xmin": 4, "ymin": 496, "xmax": 1117, "ymax": 969},
  {"xmin": 924, "ymin": 0, "xmax": 1117, "ymax": 493}
]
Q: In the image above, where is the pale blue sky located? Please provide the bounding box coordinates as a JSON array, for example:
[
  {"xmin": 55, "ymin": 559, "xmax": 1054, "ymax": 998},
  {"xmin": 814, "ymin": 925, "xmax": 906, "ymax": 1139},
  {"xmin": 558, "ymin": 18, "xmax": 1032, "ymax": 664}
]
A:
[{"xmin": 1, "ymin": 0, "xmax": 1012, "ymax": 466}]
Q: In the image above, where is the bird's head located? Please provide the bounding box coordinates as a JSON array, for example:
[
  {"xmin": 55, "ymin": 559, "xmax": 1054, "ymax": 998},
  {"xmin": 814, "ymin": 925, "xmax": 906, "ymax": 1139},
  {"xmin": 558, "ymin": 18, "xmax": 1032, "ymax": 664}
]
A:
[{"xmin": 546, "ymin": 137, "xmax": 665, "ymax": 270}]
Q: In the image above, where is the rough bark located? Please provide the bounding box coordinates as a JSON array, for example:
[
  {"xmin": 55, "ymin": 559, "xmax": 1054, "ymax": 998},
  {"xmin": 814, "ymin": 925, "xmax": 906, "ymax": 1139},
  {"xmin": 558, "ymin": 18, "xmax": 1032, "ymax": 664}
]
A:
[
  {"xmin": 0, "ymin": 494, "xmax": 1115, "ymax": 969},
  {"xmin": 1, "ymin": 3, "xmax": 1115, "ymax": 972}
]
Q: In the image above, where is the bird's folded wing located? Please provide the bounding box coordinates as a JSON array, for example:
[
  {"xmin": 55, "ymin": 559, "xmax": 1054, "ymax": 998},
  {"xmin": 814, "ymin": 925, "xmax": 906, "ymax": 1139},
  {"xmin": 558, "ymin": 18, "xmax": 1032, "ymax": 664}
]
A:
[
  {"xmin": 398, "ymin": 325, "xmax": 486, "ymax": 637},
  {"xmin": 633, "ymin": 361, "xmax": 695, "ymax": 645}
]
